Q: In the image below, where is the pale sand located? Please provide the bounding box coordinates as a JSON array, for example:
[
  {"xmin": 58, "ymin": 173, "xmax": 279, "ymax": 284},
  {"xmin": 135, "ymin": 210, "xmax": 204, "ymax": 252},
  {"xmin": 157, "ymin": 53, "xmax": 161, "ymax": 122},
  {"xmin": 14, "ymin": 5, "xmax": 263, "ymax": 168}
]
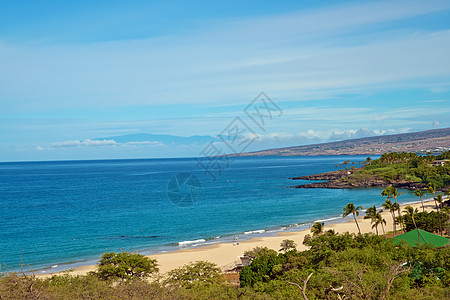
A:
[{"xmin": 37, "ymin": 199, "xmax": 437, "ymax": 278}]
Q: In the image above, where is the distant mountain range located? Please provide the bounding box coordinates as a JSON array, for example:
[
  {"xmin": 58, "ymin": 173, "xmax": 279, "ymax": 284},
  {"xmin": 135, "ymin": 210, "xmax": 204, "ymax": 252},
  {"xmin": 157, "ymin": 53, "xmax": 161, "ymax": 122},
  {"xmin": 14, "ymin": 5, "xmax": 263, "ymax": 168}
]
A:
[
  {"xmin": 232, "ymin": 127, "xmax": 450, "ymax": 157},
  {"xmin": 93, "ymin": 133, "xmax": 218, "ymax": 145}
]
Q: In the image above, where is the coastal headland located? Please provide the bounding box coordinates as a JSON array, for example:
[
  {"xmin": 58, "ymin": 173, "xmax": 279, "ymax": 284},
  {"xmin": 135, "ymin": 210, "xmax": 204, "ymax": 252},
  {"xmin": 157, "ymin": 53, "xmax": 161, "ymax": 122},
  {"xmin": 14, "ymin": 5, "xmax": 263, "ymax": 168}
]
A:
[
  {"xmin": 291, "ymin": 169, "xmax": 429, "ymax": 190},
  {"xmin": 292, "ymin": 151, "xmax": 450, "ymax": 191}
]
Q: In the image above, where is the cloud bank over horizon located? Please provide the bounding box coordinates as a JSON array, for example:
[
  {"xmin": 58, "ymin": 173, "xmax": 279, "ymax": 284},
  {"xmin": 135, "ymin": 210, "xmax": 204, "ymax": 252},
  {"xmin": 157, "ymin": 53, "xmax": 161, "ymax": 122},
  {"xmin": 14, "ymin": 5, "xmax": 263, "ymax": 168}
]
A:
[{"xmin": 22, "ymin": 125, "xmax": 435, "ymax": 162}]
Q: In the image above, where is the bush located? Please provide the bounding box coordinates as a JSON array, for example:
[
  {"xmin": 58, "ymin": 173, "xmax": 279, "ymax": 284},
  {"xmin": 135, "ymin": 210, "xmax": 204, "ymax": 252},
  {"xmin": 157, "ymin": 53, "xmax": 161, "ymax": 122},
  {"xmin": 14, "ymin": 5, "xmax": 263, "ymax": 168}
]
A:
[
  {"xmin": 240, "ymin": 251, "xmax": 286, "ymax": 287},
  {"xmin": 93, "ymin": 252, "xmax": 159, "ymax": 281},
  {"xmin": 243, "ymin": 247, "xmax": 277, "ymax": 259},
  {"xmin": 403, "ymin": 211, "xmax": 447, "ymax": 233},
  {"xmin": 44, "ymin": 274, "xmax": 114, "ymax": 299},
  {"xmin": 279, "ymin": 240, "xmax": 297, "ymax": 253},
  {"xmin": 166, "ymin": 261, "xmax": 222, "ymax": 288}
]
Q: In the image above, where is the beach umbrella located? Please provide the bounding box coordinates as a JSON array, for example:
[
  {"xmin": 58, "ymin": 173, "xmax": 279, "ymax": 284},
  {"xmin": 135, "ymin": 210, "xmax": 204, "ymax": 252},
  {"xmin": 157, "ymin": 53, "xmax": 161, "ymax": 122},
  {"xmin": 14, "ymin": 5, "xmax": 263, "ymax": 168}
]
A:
[{"xmin": 392, "ymin": 229, "xmax": 449, "ymax": 248}]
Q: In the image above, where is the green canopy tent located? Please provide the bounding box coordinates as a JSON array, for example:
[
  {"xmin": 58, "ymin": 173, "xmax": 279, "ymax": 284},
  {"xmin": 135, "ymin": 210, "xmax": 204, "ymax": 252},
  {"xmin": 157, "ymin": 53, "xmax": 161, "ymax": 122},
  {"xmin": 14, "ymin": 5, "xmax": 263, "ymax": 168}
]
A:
[{"xmin": 393, "ymin": 229, "xmax": 449, "ymax": 248}]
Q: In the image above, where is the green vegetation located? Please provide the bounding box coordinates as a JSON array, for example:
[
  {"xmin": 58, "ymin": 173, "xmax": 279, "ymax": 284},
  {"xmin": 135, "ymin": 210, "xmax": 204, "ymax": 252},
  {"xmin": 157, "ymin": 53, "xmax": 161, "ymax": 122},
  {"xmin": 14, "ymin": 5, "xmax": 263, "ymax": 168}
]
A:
[
  {"xmin": 310, "ymin": 222, "xmax": 324, "ymax": 237},
  {"xmin": 3, "ymin": 233, "xmax": 448, "ymax": 299},
  {"xmin": 93, "ymin": 251, "xmax": 159, "ymax": 281},
  {"xmin": 342, "ymin": 203, "xmax": 363, "ymax": 234},
  {"xmin": 239, "ymin": 233, "xmax": 449, "ymax": 299},
  {"xmin": 381, "ymin": 186, "xmax": 406, "ymax": 234},
  {"xmin": 279, "ymin": 239, "xmax": 297, "ymax": 253},
  {"xmin": 364, "ymin": 205, "xmax": 386, "ymax": 235},
  {"xmin": 413, "ymin": 189, "xmax": 426, "ymax": 212},
  {"xmin": 165, "ymin": 261, "xmax": 222, "ymax": 288},
  {"xmin": 402, "ymin": 211, "xmax": 447, "ymax": 233},
  {"xmin": 343, "ymin": 151, "xmax": 450, "ymax": 189},
  {"xmin": 382, "ymin": 198, "xmax": 399, "ymax": 237}
]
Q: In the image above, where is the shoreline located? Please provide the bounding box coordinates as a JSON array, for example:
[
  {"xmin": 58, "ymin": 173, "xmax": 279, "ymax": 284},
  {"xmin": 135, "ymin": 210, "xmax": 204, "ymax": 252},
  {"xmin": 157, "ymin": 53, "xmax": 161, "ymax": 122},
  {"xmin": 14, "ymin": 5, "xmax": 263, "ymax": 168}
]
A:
[{"xmin": 36, "ymin": 198, "xmax": 439, "ymax": 278}]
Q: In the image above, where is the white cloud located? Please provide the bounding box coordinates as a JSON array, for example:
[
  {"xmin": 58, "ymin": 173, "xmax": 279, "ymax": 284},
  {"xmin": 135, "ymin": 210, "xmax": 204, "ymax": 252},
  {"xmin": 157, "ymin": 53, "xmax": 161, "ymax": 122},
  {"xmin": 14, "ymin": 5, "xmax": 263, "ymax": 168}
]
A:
[
  {"xmin": 253, "ymin": 132, "xmax": 312, "ymax": 144},
  {"xmin": 47, "ymin": 139, "xmax": 168, "ymax": 149},
  {"xmin": 247, "ymin": 126, "xmax": 413, "ymax": 146},
  {"xmin": 51, "ymin": 139, "xmax": 117, "ymax": 147}
]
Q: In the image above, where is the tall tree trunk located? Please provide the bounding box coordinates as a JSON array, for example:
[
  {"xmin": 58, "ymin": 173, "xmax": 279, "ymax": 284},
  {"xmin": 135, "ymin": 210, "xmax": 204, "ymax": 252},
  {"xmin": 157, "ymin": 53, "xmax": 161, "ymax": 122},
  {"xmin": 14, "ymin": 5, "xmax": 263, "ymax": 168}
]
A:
[
  {"xmin": 434, "ymin": 199, "xmax": 443, "ymax": 236},
  {"xmin": 394, "ymin": 197, "xmax": 404, "ymax": 233},
  {"xmin": 381, "ymin": 223, "xmax": 385, "ymax": 235},
  {"xmin": 353, "ymin": 212, "xmax": 361, "ymax": 234},
  {"xmin": 391, "ymin": 211, "xmax": 396, "ymax": 237},
  {"xmin": 420, "ymin": 196, "xmax": 425, "ymax": 213}
]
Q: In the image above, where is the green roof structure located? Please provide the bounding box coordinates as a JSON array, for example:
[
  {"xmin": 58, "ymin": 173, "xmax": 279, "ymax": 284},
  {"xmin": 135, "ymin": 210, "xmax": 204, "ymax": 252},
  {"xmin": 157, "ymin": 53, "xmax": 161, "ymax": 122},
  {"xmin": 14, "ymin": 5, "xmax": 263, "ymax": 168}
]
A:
[{"xmin": 393, "ymin": 229, "xmax": 449, "ymax": 248}]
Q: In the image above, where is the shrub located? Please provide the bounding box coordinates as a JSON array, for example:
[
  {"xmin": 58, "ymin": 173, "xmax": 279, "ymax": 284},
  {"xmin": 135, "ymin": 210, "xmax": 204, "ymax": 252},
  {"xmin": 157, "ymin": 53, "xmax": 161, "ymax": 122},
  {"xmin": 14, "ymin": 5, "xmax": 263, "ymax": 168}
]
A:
[
  {"xmin": 93, "ymin": 252, "xmax": 159, "ymax": 281},
  {"xmin": 279, "ymin": 239, "xmax": 297, "ymax": 253},
  {"xmin": 403, "ymin": 211, "xmax": 447, "ymax": 233},
  {"xmin": 165, "ymin": 261, "xmax": 222, "ymax": 288}
]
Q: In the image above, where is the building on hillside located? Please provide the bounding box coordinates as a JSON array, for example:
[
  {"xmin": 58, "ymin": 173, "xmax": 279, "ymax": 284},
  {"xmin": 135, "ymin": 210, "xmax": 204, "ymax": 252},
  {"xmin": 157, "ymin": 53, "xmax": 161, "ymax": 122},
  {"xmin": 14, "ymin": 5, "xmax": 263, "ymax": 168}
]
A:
[{"xmin": 430, "ymin": 159, "xmax": 449, "ymax": 166}]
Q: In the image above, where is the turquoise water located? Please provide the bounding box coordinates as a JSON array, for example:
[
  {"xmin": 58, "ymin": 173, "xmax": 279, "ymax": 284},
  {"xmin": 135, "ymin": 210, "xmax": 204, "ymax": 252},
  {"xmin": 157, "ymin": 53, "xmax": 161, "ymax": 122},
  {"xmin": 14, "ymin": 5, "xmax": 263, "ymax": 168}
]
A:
[{"xmin": 0, "ymin": 156, "xmax": 421, "ymax": 273}]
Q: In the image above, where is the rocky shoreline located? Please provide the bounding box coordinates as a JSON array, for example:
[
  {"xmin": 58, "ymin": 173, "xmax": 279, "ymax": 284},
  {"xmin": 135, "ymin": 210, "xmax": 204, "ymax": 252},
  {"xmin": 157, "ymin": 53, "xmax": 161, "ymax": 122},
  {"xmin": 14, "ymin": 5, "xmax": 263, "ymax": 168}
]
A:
[{"xmin": 291, "ymin": 169, "xmax": 429, "ymax": 190}]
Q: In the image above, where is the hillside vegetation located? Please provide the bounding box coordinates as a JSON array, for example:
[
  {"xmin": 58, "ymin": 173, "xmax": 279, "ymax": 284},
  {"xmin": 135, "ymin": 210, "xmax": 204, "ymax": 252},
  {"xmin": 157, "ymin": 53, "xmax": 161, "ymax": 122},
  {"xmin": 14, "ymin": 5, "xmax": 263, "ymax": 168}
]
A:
[
  {"xmin": 348, "ymin": 151, "xmax": 450, "ymax": 189},
  {"xmin": 294, "ymin": 151, "xmax": 450, "ymax": 190},
  {"xmin": 1, "ymin": 233, "xmax": 448, "ymax": 299}
]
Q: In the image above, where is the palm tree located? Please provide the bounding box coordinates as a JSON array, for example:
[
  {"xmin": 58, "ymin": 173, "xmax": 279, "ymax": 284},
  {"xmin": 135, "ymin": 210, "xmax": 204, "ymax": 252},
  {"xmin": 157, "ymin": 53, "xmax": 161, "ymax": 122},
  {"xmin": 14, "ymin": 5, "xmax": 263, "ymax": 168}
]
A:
[
  {"xmin": 441, "ymin": 204, "xmax": 450, "ymax": 236},
  {"xmin": 374, "ymin": 212, "xmax": 386, "ymax": 235},
  {"xmin": 381, "ymin": 186, "xmax": 405, "ymax": 232},
  {"xmin": 381, "ymin": 186, "xmax": 393, "ymax": 199},
  {"xmin": 444, "ymin": 189, "xmax": 450, "ymax": 200},
  {"xmin": 403, "ymin": 205, "xmax": 419, "ymax": 230},
  {"xmin": 413, "ymin": 189, "xmax": 426, "ymax": 212},
  {"xmin": 427, "ymin": 182, "xmax": 437, "ymax": 204},
  {"xmin": 342, "ymin": 203, "xmax": 363, "ymax": 234},
  {"xmin": 427, "ymin": 183, "xmax": 443, "ymax": 236},
  {"xmin": 435, "ymin": 194, "xmax": 444, "ymax": 236},
  {"xmin": 436, "ymin": 194, "xmax": 444, "ymax": 209},
  {"xmin": 364, "ymin": 205, "xmax": 378, "ymax": 234},
  {"xmin": 382, "ymin": 199, "xmax": 397, "ymax": 237},
  {"xmin": 403, "ymin": 205, "xmax": 417, "ymax": 216},
  {"xmin": 311, "ymin": 222, "xmax": 324, "ymax": 236}
]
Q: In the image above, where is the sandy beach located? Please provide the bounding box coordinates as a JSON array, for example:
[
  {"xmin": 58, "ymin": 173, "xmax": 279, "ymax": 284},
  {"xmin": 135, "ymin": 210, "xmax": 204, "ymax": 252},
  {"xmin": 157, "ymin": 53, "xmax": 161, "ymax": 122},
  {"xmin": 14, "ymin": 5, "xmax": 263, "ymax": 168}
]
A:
[{"xmin": 38, "ymin": 199, "xmax": 438, "ymax": 278}]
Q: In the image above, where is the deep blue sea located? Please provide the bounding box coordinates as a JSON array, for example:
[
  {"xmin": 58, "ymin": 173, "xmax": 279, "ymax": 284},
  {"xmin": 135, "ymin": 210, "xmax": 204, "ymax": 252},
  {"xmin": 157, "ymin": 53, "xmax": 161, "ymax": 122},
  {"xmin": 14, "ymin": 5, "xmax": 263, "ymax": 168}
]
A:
[{"xmin": 0, "ymin": 156, "xmax": 423, "ymax": 273}]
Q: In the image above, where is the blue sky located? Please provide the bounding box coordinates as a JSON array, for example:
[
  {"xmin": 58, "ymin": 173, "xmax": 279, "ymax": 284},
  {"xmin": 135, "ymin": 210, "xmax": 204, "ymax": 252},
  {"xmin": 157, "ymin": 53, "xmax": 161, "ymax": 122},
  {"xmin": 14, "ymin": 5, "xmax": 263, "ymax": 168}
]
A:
[{"xmin": 1, "ymin": 0, "xmax": 450, "ymax": 161}]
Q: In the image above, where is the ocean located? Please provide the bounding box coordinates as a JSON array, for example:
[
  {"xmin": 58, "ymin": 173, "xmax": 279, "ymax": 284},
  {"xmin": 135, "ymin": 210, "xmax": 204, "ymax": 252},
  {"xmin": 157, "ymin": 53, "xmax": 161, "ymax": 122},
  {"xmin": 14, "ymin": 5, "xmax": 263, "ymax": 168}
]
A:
[{"xmin": 0, "ymin": 156, "xmax": 422, "ymax": 273}]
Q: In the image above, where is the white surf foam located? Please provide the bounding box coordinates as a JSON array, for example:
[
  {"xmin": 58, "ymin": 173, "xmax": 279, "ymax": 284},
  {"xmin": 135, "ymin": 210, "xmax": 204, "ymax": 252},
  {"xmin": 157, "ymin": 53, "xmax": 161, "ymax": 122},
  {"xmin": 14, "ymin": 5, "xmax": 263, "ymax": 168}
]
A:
[
  {"xmin": 178, "ymin": 239, "xmax": 206, "ymax": 246},
  {"xmin": 244, "ymin": 229, "xmax": 265, "ymax": 234}
]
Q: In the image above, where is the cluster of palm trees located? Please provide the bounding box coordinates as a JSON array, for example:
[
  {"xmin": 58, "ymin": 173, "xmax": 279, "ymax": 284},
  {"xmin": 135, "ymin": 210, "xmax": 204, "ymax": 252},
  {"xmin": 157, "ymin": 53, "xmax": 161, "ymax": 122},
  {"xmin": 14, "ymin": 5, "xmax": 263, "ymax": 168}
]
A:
[
  {"xmin": 334, "ymin": 157, "xmax": 372, "ymax": 171},
  {"xmin": 341, "ymin": 184, "xmax": 449, "ymax": 237},
  {"xmin": 311, "ymin": 183, "xmax": 448, "ymax": 238},
  {"xmin": 364, "ymin": 205, "xmax": 386, "ymax": 235},
  {"xmin": 381, "ymin": 186, "xmax": 404, "ymax": 237},
  {"xmin": 341, "ymin": 202, "xmax": 387, "ymax": 236},
  {"xmin": 412, "ymin": 182, "xmax": 447, "ymax": 236}
]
